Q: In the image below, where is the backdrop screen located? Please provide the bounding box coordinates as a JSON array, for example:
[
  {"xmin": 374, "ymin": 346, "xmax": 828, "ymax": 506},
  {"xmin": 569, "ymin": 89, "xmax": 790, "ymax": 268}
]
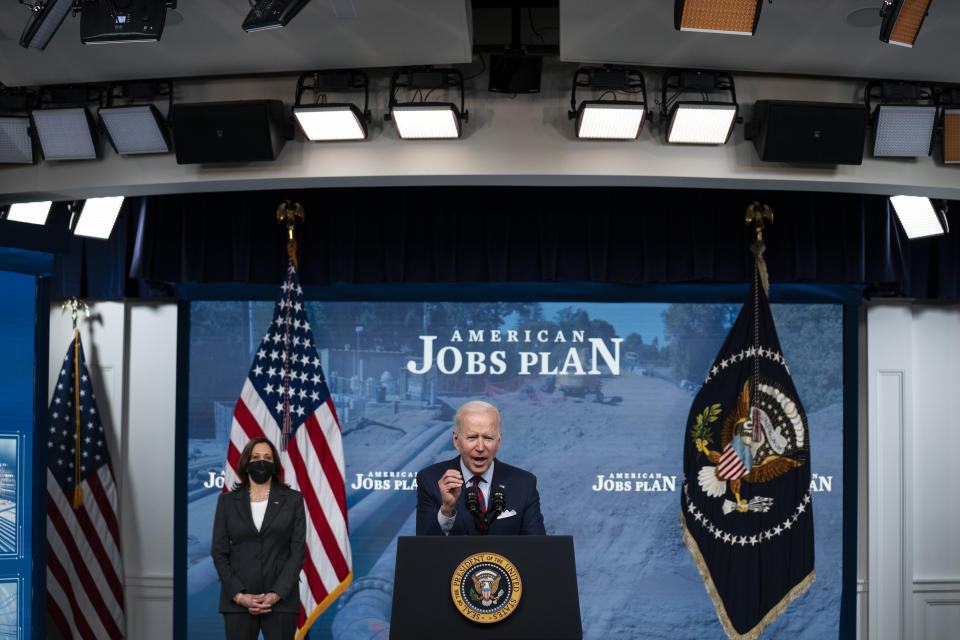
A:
[{"xmin": 186, "ymin": 299, "xmax": 843, "ymax": 639}]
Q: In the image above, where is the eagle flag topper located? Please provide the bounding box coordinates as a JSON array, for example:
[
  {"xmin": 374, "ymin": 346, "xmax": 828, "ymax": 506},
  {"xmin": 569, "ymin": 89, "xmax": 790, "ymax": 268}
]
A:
[{"xmin": 680, "ymin": 263, "xmax": 816, "ymax": 639}]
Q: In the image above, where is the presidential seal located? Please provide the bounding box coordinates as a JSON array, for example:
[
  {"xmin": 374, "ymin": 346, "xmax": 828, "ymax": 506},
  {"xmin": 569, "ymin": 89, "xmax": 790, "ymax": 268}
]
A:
[{"xmin": 450, "ymin": 553, "xmax": 522, "ymax": 623}]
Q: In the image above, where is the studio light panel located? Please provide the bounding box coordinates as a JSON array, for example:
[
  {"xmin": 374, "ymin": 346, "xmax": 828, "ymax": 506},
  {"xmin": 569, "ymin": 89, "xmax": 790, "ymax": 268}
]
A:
[
  {"xmin": 30, "ymin": 108, "xmax": 98, "ymax": 160},
  {"xmin": 667, "ymin": 104, "xmax": 737, "ymax": 144},
  {"xmin": 293, "ymin": 105, "xmax": 367, "ymax": 141},
  {"xmin": 577, "ymin": 103, "xmax": 646, "ymax": 140},
  {"xmin": 676, "ymin": 0, "xmax": 762, "ymax": 35},
  {"xmin": 73, "ymin": 196, "xmax": 124, "ymax": 239},
  {"xmin": 0, "ymin": 117, "xmax": 34, "ymax": 164},
  {"xmin": 890, "ymin": 195, "xmax": 946, "ymax": 239},
  {"xmin": 882, "ymin": 0, "xmax": 932, "ymax": 47},
  {"xmin": 20, "ymin": 0, "xmax": 74, "ymax": 50},
  {"xmin": 873, "ymin": 105, "xmax": 935, "ymax": 157},
  {"xmin": 391, "ymin": 105, "xmax": 461, "ymax": 139},
  {"xmin": 99, "ymin": 105, "xmax": 170, "ymax": 154},
  {"xmin": 944, "ymin": 109, "xmax": 960, "ymax": 164},
  {"xmin": 6, "ymin": 201, "xmax": 52, "ymax": 225}
]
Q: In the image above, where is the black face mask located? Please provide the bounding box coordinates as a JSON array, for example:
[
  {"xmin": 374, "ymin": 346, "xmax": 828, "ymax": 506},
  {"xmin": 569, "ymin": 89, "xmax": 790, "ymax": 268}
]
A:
[{"xmin": 247, "ymin": 460, "xmax": 274, "ymax": 485}]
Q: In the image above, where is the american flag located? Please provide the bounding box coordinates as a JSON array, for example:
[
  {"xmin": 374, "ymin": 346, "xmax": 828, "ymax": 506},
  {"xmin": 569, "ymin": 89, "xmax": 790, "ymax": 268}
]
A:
[
  {"xmin": 223, "ymin": 260, "xmax": 352, "ymax": 638},
  {"xmin": 46, "ymin": 332, "xmax": 125, "ymax": 640}
]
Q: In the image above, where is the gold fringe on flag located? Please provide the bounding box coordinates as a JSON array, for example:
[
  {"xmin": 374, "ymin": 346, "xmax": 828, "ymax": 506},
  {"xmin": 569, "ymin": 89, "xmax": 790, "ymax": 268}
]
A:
[{"xmin": 680, "ymin": 514, "xmax": 816, "ymax": 640}]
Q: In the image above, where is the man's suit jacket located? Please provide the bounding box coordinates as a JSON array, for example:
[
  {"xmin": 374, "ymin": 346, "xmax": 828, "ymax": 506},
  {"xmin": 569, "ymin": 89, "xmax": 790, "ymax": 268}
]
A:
[
  {"xmin": 415, "ymin": 456, "xmax": 546, "ymax": 535},
  {"xmin": 210, "ymin": 484, "xmax": 306, "ymax": 613}
]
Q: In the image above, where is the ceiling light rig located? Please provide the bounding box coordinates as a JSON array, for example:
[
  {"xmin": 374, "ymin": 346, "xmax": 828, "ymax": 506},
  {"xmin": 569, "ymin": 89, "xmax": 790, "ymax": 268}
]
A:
[
  {"xmin": 243, "ymin": 0, "xmax": 311, "ymax": 32},
  {"xmin": 292, "ymin": 71, "xmax": 371, "ymax": 141},
  {"xmin": 660, "ymin": 70, "xmax": 740, "ymax": 145},
  {"xmin": 30, "ymin": 86, "xmax": 103, "ymax": 161},
  {"xmin": 674, "ymin": 0, "xmax": 767, "ymax": 36},
  {"xmin": 386, "ymin": 68, "xmax": 469, "ymax": 140},
  {"xmin": 937, "ymin": 87, "xmax": 960, "ymax": 164},
  {"xmin": 567, "ymin": 66, "xmax": 647, "ymax": 140},
  {"xmin": 865, "ymin": 81, "xmax": 936, "ymax": 158},
  {"xmin": 19, "ymin": 0, "xmax": 75, "ymax": 50},
  {"xmin": 889, "ymin": 195, "xmax": 949, "ymax": 239},
  {"xmin": 0, "ymin": 91, "xmax": 41, "ymax": 164},
  {"xmin": 99, "ymin": 80, "xmax": 173, "ymax": 154},
  {"xmin": 880, "ymin": 0, "xmax": 932, "ymax": 47}
]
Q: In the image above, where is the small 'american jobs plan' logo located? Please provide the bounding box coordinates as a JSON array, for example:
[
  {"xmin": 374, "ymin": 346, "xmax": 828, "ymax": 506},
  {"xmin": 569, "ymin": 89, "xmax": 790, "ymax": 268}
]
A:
[{"xmin": 451, "ymin": 553, "xmax": 522, "ymax": 623}]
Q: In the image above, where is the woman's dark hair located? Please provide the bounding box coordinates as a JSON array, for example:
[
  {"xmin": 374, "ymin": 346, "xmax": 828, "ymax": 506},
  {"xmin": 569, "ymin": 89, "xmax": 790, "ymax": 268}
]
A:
[{"xmin": 232, "ymin": 437, "xmax": 288, "ymax": 491}]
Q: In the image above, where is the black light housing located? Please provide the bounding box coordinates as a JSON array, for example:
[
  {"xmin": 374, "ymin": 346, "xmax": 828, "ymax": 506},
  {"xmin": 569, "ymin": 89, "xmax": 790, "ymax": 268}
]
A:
[
  {"xmin": 567, "ymin": 67, "xmax": 647, "ymax": 140},
  {"xmin": 661, "ymin": 70, "xmax": 739, "ymax": 144},
  {"xmin": 243, "ymin": 0, "xmax": 311, "ymax": 32},
  {"xmin": 880, "ymin": 0, "xmax": 932, "ymax": 47},
  {"xmin": 292, "ymin": 71, "xmax": 371, "ymax": 141},
  {"xmin": 386, "ymin": 68, "xmax": 469, "ymax": 139},
  {"xmin": 19, "ymin": 0, "xmax": 75, "ymax": 50},
  {"xmin": 80, "ymin": 0, "xmax": 175, "ymax": 44}
]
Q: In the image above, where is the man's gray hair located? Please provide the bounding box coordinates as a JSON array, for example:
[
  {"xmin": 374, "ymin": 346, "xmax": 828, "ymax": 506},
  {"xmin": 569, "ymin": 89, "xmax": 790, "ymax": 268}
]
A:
[{"xmin": 454, "ymin": 400, "xmax": 502, "ymax": 434}]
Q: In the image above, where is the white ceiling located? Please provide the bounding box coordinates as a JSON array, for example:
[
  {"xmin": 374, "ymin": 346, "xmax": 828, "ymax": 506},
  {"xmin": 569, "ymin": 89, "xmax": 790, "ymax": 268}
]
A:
[
  {"xmin": 1, "ymin": 1, "xmax": 958, "ymax": 89},
  {"xmin": 0, "ymin": 0, "xmax": 474, "ymax": 87},
  {"xmin": 560, "ymin": 0, "xmax": 960, "ymax": 84}
]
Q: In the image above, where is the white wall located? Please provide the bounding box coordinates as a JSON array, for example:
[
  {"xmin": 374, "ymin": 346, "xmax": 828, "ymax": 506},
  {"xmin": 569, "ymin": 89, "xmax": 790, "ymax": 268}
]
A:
[
  {"xmin": 863, "ymin": 303, "xmax": 960, "ymax": 640},
  {"xmin": 44, "ymin": 299, "xmax": 960, "ymax": 639},
  {"xmin": 48, "ymin": 301, "xmax": 177, "ymax": 640}
]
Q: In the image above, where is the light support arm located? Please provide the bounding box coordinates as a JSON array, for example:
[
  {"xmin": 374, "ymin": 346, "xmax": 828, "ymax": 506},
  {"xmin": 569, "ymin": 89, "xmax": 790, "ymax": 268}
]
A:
[
  {"xmin": 294, "ymin": 70, "xmax": 370, "ymax": 122},
  {"xmin": 386, "ymin": 67, "xmax": 468, "ymax": 124}
]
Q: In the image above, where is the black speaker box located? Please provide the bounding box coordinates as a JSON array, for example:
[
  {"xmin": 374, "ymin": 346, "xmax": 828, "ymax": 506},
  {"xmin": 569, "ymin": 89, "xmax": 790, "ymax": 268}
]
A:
[
  {"xmin": 488, "ymin": 54, "xmax": 542, "ymax": 94},
  {"xmin": 172, "ymin": 100, "xmax": 293, "ymax": 164},
  {"xmin": 746, "ymin": 100, "xmax": 867, "ymax": 165}
]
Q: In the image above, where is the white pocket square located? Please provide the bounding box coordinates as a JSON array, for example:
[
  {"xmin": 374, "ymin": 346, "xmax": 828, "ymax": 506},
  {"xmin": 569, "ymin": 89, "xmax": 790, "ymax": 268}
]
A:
[{"xmin": 497, "ymin": 509, "xmax": 517, "ymax": 519}]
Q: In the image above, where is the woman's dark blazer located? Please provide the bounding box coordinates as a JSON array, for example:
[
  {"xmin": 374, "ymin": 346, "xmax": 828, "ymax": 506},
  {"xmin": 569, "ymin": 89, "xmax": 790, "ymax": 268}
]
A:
[{"xmin": 211, "ymin": 484, "xmax": 306, "ymax": 613}]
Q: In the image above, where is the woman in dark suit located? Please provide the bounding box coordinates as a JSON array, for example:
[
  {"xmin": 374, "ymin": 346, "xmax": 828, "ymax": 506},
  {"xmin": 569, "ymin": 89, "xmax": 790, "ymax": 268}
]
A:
[{"xmin": 211, "ymin": 437, "xmax": 306, "ymax": 640}]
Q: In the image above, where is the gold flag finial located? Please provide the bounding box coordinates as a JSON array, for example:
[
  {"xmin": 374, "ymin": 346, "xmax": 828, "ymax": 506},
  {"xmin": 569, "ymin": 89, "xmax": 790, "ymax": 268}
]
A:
[
  {"xmin": 745, "ymin": 202, "xmax": 773, "ymax": 295},
  {"xmin": 276, "ymin": 200, "xmax": 305, "ymax": 269},
  {"xmin": 61, "ymin": 297, "xmax": 90, "ymax": 330}
]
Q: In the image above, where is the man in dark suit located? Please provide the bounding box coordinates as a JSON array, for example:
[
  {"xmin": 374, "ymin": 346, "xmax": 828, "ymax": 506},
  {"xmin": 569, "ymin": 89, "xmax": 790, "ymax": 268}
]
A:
[{"xmin": 416, "ymin": 400, "xmax": 546, "ymax": 535}]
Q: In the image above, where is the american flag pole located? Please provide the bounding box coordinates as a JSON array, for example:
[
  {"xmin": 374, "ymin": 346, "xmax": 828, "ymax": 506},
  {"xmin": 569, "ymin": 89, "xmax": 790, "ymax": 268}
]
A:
[{"xmin": 223, "ymin": 204, "xmax": 353, "ymax": 639}]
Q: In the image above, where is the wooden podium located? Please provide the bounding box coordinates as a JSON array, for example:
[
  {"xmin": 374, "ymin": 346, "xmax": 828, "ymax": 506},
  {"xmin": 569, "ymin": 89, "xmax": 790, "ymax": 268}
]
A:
[{"xmin": 389, "ymin": 535, "xmax": 582, "ymax": 640}]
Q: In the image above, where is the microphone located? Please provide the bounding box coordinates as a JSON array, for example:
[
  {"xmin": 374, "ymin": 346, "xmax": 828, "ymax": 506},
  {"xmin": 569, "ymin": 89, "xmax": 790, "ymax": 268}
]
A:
[
  {"xmin": 482, "ymin": 484, "xmax": 506, "ymax": 533},
  {"xmin": 464, "ymin": 483, "xmax": 480, "ymax": 515}
]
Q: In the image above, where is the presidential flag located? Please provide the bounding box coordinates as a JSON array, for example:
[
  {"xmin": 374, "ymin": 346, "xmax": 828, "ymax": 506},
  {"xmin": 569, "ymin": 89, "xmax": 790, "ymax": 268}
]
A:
[
  {"xmin": 223, "ymin": 260, "xmax": 352, "ymax": 639},
  {"xmin": 681, "ymin": 264, "xmax": 815, "ymax": 639},
  {"xmin": 47, "ymin": 332, "xmax": 126, "ymax": 640}
]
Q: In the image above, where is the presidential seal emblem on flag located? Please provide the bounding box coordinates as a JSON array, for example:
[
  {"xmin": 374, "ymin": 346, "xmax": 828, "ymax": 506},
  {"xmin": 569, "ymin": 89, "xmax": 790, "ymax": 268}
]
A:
[{"xmin": 681, "ymin": 206, "xmax": 815, "ymax": 640}]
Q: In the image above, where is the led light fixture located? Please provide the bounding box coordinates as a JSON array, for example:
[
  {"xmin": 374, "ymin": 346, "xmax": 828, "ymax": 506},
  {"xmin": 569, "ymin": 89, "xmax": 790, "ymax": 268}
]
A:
[
  {"xmin": 661, "ymin": 70, "xmax": 738, "ymax": 144},
  {"xmin": 866, "ymin": 81, "xmax": 935, "ymax": 157},
  {"xmin": 292, "ymin": 71, "xmax": 370, "ymax": 141},
  {"xmin": 5, "ymin": 201, "xmax": 53, "ymax": 225},
  {"xmin": 98, "ymin": 81, "xmax": 173, "ymax": 154},
  {"xmin": 387, "ymin": 68, "xmax": 468, "ymax": 140},
  {"xmin": 890, "ymin": 195, "xmax": 948, "ymax": 239},
  {"xmin": 30, "ymin": 107, "xmax": 99, "ymax": 160},
  {"xmin": 19, "ymin": 0, "xmax": 74, "ymax": 50},
  {"xmin": 71, "ymin": 196, "xmax": 125, "ymax": 239},
  {"xmin": 567, "ymin": 67, "xmax": 647, "ymax": 140},
  {"xmin": 81, "ymin": 0, "xmax": 175, "ymax": 44},
  {"xmin": 0, "ymin": 116, "xmax": 36, "ymax": 164},
  {"xmin": 243, "ymin": 0, "xmax": 311, "ymax": 32},
  {"xmin": 880, "ymin": 0, "xmax": 932, "ymax": 47},
  {"xmin": 675, "ymin": 0, "xmax": 764, "ymax": 36},
  {"xmin": 937, "ymin": 87, "xmax": 960, "ymax": 164}
]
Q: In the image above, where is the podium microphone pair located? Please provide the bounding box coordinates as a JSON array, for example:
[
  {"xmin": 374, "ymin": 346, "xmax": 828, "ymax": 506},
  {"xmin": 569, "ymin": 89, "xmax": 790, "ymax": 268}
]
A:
[{"xmin": 464, "ymin": 483, "xmax": 505, "ymax": 535}]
